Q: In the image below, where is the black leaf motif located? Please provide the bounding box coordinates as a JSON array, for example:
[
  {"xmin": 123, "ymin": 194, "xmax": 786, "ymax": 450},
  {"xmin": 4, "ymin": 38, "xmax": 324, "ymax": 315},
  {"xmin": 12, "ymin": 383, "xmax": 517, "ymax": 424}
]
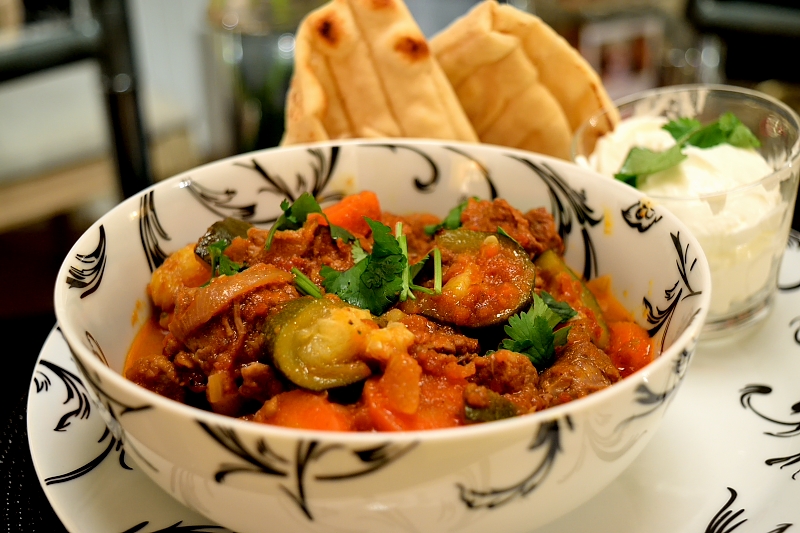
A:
[
  {"xmin": 186, "ymin": 147, "xmax": 344, "ymax": 225},
  {"xmin": 139, "ymin": 191, "xmax": 171, "ymax": 272},
  {"xmin": 614, "ymin": 348, "xmax": 692, "ymax": 432},
  {"xmin": 366, "ymin": 144, "xmax": 441, "ymax": 192},
  {"xmin": 65, "ymin": 331, "xmax": 157, "ymax": 473},
  {"xmin": 509, "ymin": 156, "xmax": 603, "ymax": 280},
  {"xmin": 790, "ymin": 317, "xmax": 800, "ymax": 346},
  {"xmin": 642, "ymin": 232, "xmax": 704, "ymax": 352},
  {"xmin": 199, "ymin": 422, "xmax": 289, "ymax": 481},
  {"xmin": 121, "ymin": 520, "xmax": 225, "ymax": 533},
  {"xmin": 740, "ymin": 384, "xmax": 800, "ymax": 479},
  {"xmin": 65, "ymin": 224, "xmax": 106, "ymax": 298},
  {"xmin": 200, "ymin": 421, "xmax": 417, "ymax": 521},
  {"xmin": 705, "ymin": 487, "xmax": 792, "ymax": 533},
  {"xmin": 706, "ymin": 488, "xmax": 747, "ymax": 533},
  {"xmin": 35, "ymin": 359, "xmax": 91, "ymax": 431},
  {"xmin": 186, "ymin": 178, "xmax": 258, "ymax": 220},
  {"xmin": 44, "ymin": 426, "xmax": 131, "ymax": 485},
  {"xmin": 458, "ymin": 419, "xmax": 566, "ymax": 509}
]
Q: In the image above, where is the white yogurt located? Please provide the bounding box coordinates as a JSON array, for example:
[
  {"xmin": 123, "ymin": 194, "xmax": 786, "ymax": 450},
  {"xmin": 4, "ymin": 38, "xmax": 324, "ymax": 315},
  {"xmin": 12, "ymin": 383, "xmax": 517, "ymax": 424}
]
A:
[{"xmin": 580, "ymin": 116, "xmax": 785, "ymax": 319}]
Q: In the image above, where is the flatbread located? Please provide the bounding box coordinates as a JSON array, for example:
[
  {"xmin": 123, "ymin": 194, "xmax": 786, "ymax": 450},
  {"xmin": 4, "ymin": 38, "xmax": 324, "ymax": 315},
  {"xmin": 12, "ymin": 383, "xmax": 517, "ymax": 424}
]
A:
[
  {"xmin": 281, "ymin": 0, "xmax": 478, "ymax": 145},
  {"xmin": 430, "ymin": 0, "xmax": 618, "ymax": 159}
]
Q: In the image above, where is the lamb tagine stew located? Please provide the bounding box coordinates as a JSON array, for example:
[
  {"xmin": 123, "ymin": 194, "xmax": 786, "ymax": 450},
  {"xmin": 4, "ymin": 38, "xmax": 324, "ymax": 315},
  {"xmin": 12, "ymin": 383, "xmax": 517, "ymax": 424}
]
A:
[{"xmin": 125, "ymin": 191, "xmax": 654, "ymax": 431}]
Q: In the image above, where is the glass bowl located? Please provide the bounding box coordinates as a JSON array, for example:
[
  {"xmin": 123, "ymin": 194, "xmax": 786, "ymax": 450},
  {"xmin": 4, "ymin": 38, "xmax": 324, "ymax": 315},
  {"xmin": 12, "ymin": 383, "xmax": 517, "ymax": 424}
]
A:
[{"xmin": 572, "ymin": 84, "xmax": 800, "ymax": 338}]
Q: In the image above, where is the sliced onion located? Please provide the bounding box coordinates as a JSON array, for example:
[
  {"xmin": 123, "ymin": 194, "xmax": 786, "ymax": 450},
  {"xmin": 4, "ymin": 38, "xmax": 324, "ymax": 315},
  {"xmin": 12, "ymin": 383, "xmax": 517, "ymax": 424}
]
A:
[{"xmin": 170, "ymin": 263, "xmax": 292, "ymax": 342}]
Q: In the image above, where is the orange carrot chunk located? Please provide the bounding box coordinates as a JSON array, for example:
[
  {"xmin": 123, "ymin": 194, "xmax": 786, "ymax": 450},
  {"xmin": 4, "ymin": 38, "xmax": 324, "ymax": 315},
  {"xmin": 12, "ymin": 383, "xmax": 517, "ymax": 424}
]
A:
[
  {"xmin": 255, "ymin": 390, "xmax": 355, "ymax": 431},
  {"xmin": 607, "ymin": 321, "xmax": 654, "ymax": 378},
  {"xmin": 321, "ymin": 191, "xmax": 382, "ymax": 238}
]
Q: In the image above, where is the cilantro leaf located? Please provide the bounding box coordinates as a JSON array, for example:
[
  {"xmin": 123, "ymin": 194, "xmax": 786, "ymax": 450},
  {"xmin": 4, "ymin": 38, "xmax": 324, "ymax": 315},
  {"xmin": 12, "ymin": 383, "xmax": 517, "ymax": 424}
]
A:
[
  {"xmin": 424, "ymin": 198, "xmax": 474, "ymax": 236},
  {"xmin": 685, "ymin": 122, "xmax": 727, "ymax": 148},
  {"xmin": 321, "ymin": 218, "xmax": 406, "ymax": 315},
  {"xmin": 615, "ymin": 112, "xmax": 761, "ymax": 187},
  {"xmin": 201, "ymin": 239, "xmax": 244, "ymax": 286},
  {"xmin": 321, "ymin": 218, "xmax": 443, "ymax": 313},
  {"xmin": 266, "ymin": 192, "xmax": 355, "ymax": 249},
  {"xmin": 719, "ymin": 112, "xmax": 761, "ymax": 149},
  {"xmin": 663, "ymin": 117, "xmax": 701, "ymax": 141},
  {"xmin": 351, "ymin": 240, "xmax": 369, "ymax": 264},
  {"xmin": 614, "ymin": 145, "xmax": 686, "ymax": 184},
  {"xmin": 207, "ymin": 239, "xmax": 244, "ymax": 277},
  {"xmin": 499, "ymin": 292, "xmax": 574, "ymax": 371},
  {"xmin": 541, "ymin": 291, "xmax": 578, "ymax": 322}
]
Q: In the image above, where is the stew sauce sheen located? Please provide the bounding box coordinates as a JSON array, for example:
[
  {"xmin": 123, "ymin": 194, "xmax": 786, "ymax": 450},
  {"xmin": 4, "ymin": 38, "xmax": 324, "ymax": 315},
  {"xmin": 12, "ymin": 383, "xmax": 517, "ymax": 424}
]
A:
[{"xmin": 125, "ymin": 193, "xmax": 653, "ymax": 431}]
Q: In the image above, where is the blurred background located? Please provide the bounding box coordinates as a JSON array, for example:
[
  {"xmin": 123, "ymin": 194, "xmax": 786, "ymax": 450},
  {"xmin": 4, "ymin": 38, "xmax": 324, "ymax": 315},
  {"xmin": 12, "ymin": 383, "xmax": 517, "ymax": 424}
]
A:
[{"xmin": 2, "ymin": 0, "xmax": 799, "ymax": 529}]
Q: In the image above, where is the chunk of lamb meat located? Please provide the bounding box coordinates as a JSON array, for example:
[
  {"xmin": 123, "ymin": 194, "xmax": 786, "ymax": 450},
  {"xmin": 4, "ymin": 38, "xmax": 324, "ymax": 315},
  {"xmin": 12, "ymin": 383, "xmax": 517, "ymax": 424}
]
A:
[
  {"xmin": 538, "ymin": 322, "xmax": 621, "ymax": 407},
  {"xmin": 469, "ymin": 349, "xmax": 549, "ymax": 413},
  {"xmin": 460, "ymin": 198, "xmax": 564, "ymax": 257}
]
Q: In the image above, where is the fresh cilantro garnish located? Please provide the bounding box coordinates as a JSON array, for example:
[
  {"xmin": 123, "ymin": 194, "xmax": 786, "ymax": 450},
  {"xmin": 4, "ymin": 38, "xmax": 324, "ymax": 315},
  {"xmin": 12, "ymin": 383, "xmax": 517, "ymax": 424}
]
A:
[
  {"xmin": 615, "ymin": 112, "xmax": 761, "ymax": 187},
  {"xmin": 208, "ymin": 239, "xmax": 244, "ymax": 277},
  {"xmin": 321, "ymin": 218, "xmax": 406, "ymax": 315},
  {"xmin": 615, "ymin": 145, "xmax": 686, "ymax": 187},
  {"xmin": 291, "ymin": 267, "xmax": 322, "ymax": 299},
  {"xmin": 540, "ymin": 290, "xmax": 578, "ymax": 323},
  {"xmin": 396, "ymin": 222, "xmax": 440, "ymax": 301},
  {"xmin": 424, "ymin": 198, "xmax": 475, "ymax": 236},
  {"xmin": 266, "ymin": 192, "xmax": 355, "ymax": 249},
  {"xmin": 500, "ymin": 292, "xmax": 573, "ymax": 371},
  {"xmin": 662, "ymin": 117, "xmax": 700, "ymax": 140},
  {"xmin": 350, "ymin": 240, "xmax": 369, "ymax": 264},
  {"xmin": 320, "ymin": 218, "xmax": 442, "ymax": 315}
]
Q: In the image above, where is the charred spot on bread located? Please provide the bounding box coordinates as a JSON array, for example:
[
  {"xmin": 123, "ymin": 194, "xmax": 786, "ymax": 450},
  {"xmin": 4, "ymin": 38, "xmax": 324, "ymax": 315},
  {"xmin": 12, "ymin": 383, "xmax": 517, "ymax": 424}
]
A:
[
  {"xmin": 315, "ymin": 15, "xmax": 341, "ymax": 47},
  {"xmin": 394, "ymin": 35, "xmax": 429, "ymax": 62}
]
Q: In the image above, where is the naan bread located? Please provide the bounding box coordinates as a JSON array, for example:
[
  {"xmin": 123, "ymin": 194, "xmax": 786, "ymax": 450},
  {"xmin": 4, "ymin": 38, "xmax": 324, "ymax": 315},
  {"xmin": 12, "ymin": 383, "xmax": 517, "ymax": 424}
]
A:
[
  {"xmin": 281, "ymin": 0, "xmax": 478, "ymax": 145},
  {"xmin": 430, "ymin": 0, "xmax": 618, "ymax": 159}
]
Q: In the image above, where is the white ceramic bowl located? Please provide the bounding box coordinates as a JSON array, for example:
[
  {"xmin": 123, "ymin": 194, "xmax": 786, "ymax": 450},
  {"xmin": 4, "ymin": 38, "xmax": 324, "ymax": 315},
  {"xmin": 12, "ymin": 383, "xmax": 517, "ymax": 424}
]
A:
[{"xmin": 55, "ymin": 139, "xmax": 711, "ymax": 533}]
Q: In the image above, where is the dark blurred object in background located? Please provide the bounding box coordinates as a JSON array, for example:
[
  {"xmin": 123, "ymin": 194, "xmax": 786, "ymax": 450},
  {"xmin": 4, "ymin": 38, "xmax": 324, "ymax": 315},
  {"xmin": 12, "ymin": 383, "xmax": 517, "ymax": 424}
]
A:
[
  {"xmin": 687, "ymin": 0, "xmax": 800, "ymax": 83},
  {"xmin": 21, "ymin": 0, "xmax": 67, "ymax": 22}
]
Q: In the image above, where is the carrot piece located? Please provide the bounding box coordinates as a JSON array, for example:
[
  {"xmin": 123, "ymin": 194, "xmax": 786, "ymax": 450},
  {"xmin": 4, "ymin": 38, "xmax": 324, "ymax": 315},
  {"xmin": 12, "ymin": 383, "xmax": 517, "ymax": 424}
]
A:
[
  {"xmin": 256, "ymin": 390, "xmax": 354, "ymax": 431},
  {"xmin": 363, "ymin": 373, "xmax": 465, "ymax": 431},
  {"xmin": 607, "ymin": 321, "xmax": 654, "ymax": 378},
  {"xmin": 321, "ymin": 191, "xmax": 382, "ymax": 238}
]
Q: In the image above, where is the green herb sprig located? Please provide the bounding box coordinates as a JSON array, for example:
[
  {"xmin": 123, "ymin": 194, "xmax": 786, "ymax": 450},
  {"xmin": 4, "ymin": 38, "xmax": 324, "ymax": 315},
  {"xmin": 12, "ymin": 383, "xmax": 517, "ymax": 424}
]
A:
[
  {"xmin": 499, "ymin": 291, "xmax": 575, "ymax": 371},
  {"xmin": 291, "ymin": 268, "xmax": 323, "ymax": 299},
  {"xmin": 208, "ymin": 239, "xmax": 244, "ymax": 277},
  {"xmin": 201, "ymin": 239, "xmax": 245, "ymax": 287},
  {"xmin": 424, "ymin": 198, "xmax": 476, "ymax": 236},
  {"xmin": 615, "ymin": 112, "xmax": 761, "ymax": 187},
  {"xmin": 320, "ymin": 218, "xmax": 442, "ymax": 315},
  {"xmin": 266, "ymin": 192, "xmax": 355, "ymax": 249}
]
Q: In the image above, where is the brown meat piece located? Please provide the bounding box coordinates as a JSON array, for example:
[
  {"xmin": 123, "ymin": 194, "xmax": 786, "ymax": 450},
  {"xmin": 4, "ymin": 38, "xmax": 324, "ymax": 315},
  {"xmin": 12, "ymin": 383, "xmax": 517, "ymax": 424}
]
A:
[
  {"xmin": 400, "ymin": 313, "xmax": 479, "ymax": 357},
  {"xmin": 226, "ymin": 218, "xmax": 354, "ymax": 284},
  {"xmin": 524, "ymin": 207, "xmax": 564, "ymax": 256},
  {"xmin": 471, "ymin": 349, "xmax": 538, "ymax": 394},
  {"xmin": 460, "ymin": 198, "xmax": 563, "ymax": 258},
  {"xmin": 239, "ymin": 362, "xmax": 286, "ymax": 403},
  {"xmin": 539, "ymin": 322, "xmax": 621, "ymax": 407},
  {"xmin": 126, "ymin": 353, "xmax": 185, "ymax": 403},
  {"xmin": 470, "ymin": 350, "xmax": 547, "ymax": 414}
]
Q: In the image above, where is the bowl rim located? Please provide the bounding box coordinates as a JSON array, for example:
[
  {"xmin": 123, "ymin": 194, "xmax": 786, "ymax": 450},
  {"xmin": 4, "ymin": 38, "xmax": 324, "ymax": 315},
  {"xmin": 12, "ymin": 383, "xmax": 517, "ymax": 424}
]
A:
[
  {"xmin": 54, "ymin": 137, "xmax": 712, "ymax": 444},
  {"xmin": 572, "ymin": 83, "xmax": 800, "ymax": 202}
]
